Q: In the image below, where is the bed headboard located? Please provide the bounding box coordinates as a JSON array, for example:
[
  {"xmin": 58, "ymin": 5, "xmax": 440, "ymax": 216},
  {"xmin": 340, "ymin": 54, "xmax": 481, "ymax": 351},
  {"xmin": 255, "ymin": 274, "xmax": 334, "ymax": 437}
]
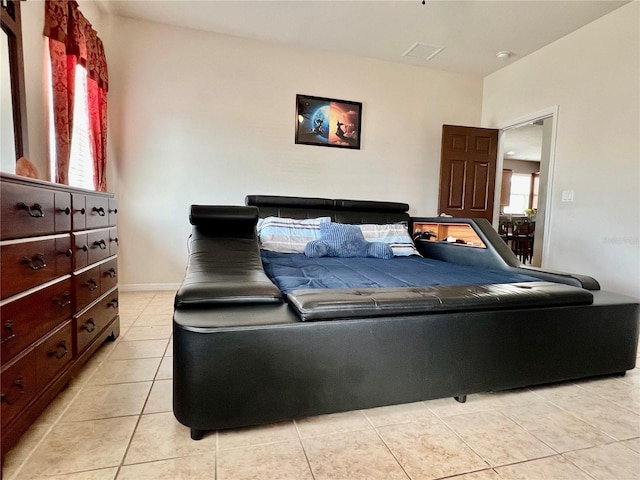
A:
[{"xmin": 245, "ymin": 195, "xmax": 410, "ymax": 225}]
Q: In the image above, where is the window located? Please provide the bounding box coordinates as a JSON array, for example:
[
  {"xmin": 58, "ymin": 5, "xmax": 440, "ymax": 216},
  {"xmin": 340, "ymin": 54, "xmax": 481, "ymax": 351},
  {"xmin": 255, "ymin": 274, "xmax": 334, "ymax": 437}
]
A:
[
  {"xmin": 45, "ymin": 1, "xmax": 108, "ymax": 191},
  {"xmin": 49, "ymin": 65, "xmax": 94, "ymax": 190},
  {"xmin": 503, "ymin": 173, "xmax": 531, "ymax": 215}
]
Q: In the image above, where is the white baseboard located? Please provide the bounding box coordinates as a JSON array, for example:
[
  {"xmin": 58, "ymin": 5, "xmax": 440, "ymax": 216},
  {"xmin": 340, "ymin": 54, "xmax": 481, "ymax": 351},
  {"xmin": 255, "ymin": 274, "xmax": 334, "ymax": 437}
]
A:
[{"xmin": 119, "ymin": 283, "xmax": 181, "ymax": 292}]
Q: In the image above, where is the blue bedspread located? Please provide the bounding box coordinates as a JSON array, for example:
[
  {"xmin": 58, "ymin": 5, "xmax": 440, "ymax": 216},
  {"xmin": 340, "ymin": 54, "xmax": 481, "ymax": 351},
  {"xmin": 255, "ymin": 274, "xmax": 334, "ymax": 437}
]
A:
[{"xmin": 260, "ymin": 251, "xmax": 540, "ymax": 295}]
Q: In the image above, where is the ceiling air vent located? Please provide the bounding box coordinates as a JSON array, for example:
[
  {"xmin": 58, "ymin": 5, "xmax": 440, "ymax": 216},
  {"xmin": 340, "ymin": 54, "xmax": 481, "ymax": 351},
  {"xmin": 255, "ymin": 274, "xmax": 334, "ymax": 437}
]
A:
[{"xmin": 402, "ymin": 42, "xmax": 445, "ymax": 62}]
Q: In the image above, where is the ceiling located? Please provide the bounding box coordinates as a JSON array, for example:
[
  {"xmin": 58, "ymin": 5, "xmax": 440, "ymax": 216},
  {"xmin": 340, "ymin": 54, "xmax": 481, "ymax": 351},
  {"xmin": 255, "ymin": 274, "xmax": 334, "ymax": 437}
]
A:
[
  {"xmin": 503, "ymin": 123, "xmax": 543, "ymax": 162},
  {"xmin": 96, "ymin": 0, "xmax": 628, "ymax": 77}
]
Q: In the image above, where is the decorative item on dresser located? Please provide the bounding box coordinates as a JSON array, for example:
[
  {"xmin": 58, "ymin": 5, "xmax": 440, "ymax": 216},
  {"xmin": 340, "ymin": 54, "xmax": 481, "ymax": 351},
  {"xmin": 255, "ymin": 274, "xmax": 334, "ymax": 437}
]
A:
[{"xmin": 0, "ymin": 173, "xmax": 120, "ymax": 462}]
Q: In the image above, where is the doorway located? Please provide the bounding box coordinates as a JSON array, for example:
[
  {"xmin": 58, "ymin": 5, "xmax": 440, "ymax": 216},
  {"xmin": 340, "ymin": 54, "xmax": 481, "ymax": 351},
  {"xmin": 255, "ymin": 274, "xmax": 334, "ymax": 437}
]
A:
[{"xmin": 496, "ymin": 108, "xmax": 557, "ymax": 268}]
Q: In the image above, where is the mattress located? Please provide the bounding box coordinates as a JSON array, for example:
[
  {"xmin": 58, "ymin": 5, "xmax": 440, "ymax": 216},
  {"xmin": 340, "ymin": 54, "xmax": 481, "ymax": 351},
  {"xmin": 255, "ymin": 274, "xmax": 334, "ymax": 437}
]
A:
[{"xmin": 260, "ymin": 251, "xmax": 541, "ymax": 295}]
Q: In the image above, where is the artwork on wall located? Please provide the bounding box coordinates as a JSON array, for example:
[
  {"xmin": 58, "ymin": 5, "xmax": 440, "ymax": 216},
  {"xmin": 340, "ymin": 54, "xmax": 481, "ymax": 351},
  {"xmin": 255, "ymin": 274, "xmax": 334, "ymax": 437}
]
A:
[{"xmin": 295, "ymin": 94, "xmax": 362, "ymax": 149}]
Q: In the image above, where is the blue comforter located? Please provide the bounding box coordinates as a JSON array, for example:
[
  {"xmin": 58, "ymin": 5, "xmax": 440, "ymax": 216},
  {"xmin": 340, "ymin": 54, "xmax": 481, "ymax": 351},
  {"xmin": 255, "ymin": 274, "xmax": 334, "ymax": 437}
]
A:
[{"xmin": 260, "ymin": 251, "xmax": 540, "ymax": 295}]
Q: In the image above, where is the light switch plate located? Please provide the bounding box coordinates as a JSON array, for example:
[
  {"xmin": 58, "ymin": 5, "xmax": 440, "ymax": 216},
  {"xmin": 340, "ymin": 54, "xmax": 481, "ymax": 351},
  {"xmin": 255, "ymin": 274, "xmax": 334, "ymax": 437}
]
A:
[{"xmin": 561, "ymin": 190, "xmax": 574, "ymax": 202}]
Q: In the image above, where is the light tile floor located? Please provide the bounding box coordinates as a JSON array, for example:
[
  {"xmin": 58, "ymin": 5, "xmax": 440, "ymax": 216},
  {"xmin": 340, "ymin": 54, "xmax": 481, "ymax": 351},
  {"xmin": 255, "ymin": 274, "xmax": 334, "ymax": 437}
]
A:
[{"xmin": 3, "ymin": 290, "xmax": 640, "ymax": 480}]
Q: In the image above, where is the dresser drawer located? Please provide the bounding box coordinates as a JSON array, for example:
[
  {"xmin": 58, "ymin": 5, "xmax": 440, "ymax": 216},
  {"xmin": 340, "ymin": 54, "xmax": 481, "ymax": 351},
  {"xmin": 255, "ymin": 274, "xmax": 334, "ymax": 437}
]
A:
[
  {"xmin": 1, "ymin": 183, "xmax": 71, "ymax": 240},
  {"xmin": 75, "ymin": 265, "xmax": 102, "ymax": 312},
  {"xmin": 87, "ymin": 230, "xmax": 111, "ymax": 264},
  {"xmin": 75, "ymin": 289, "xmax": 119, "ymax": 353},
  {"xmin": 1, "ymin": 349, "xmax": 37, "ymax": 429},
  {"xmin": 73, "ymin": 232, "xmax": 89, "ymax": 270},
  {"xmin": 108, "ymin": 228, "xmax": 118, "ymax": 256},
  {"xmin": 100, "ymin": 258, "xmax": 118, "ymax": 294},
  {"xmin": 35, "ymin": 321, "xmax": 73, "ymax": 391},
  {"xmin": 1, "ymin": 278, "xmax": 72, "ymax": 363},
  {"xmin": 71, "ymin": 194, "xmax": 87, "ymax": 231},
  {"xmin": 1, "ymin": 236, "xmax": 72, "ymax": 300},
  {"xmin": 108, "ymin": 199, "xmax": 118, "ymax": 227},
  {"xmin": 85, "ymin": 196, "xmax": 109, "ymax": 229}
]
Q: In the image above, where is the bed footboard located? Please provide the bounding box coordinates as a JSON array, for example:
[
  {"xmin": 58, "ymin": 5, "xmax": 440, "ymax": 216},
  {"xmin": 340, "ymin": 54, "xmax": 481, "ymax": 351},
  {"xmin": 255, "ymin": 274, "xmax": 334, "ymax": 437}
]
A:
[{"xmin": 173, "ymin": 290, "xmax": 638, "ymax": 437}]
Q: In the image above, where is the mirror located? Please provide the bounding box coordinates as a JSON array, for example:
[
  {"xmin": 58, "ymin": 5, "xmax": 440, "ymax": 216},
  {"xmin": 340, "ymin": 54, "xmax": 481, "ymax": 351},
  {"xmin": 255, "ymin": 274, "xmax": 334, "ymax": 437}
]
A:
[
  {"xmin": 1, "ymin": 28, "xmax": 16, "ymax": 172},
  {"xmin": 1, "ymin": 0, "xmax": 28, "ymax": 172}
]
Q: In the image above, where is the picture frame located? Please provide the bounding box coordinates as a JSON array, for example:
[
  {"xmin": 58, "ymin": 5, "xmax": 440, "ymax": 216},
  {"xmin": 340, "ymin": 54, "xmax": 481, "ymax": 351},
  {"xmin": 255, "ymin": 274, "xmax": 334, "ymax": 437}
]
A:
[{"xmin": 295, "ymin": 94, "xmax": 362, "ymax": 149}]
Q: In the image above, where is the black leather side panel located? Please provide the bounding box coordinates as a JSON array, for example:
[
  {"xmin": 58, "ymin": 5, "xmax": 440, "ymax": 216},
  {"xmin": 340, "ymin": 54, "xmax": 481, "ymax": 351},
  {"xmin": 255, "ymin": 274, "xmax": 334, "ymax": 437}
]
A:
[{"xmin": 173, "ymin": 291, "xmax": 639, "ymax": 432}]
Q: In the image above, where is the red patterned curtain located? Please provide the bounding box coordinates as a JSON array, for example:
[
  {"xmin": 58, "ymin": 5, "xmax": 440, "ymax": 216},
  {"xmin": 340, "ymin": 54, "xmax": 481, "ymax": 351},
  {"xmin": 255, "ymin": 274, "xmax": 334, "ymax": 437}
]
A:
[{"xmin": 44, "ymin": 0, "xmax": 109, "ymax": 191}]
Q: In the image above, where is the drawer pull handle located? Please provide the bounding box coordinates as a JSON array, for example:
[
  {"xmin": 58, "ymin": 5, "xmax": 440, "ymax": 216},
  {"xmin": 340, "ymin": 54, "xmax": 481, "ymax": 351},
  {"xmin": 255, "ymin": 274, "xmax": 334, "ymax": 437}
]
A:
[
  {"xmin": 53, "ymin": 292, "xmax": 71, "ymax": 307},
  {"xmin": 48, "ymin": 340, "xmax": 68, "ymax": 359},
  {"xmin": 109, "ymin": 208, "xmax": 118, "ymax": 214},
  {"xmin": 2, "ymin": 321, "xmax": 16, "ymax": 344},
  {"xmin": 105, "ymin": 268, "xmax": 117, "ymax": 278},
  {"xmin": 80, "ymin": 244, "xmax": 88, "ymax": 252},
  {"xmin": 61, "ymin": 207, "xmax": 71, "ymax": 215},
  {"xmin": 93, "ymin": 206, "xmax": 106, "ymax": 216},
  {"xmin": 75, "ymin": 207, "xmax": 86, "ymax": 215},
  {"xmin": 85, "ymin": 279, "xmax": 99, "ymax": 291},
  {"xmin": 83, "ymin": 319, "xmax": 96, "ymax": 332},
  {"xmin": 108, "ymin": 299, "xmax": 119, "ymax": 309},
  {"xmin": 1, "ymin": 377, "xmax": 25, "ymax": 405},
  {"xmin": 94, "ymin": 239, "xmax": 107, "ymax": 250},
  {"xmin": 111, "ymin": 237, "xmax": 119, "ymax": 245},
  {"xmin": 17, "ymin": 202, "xmax": 45, "ymax": 218},
  {"xmin": 22, "ymin": 254, "xmax": 46, "ymax": 270},
  {"xmin": 65, "ymin": 248, "xmax": 73, "ymax": 257}
]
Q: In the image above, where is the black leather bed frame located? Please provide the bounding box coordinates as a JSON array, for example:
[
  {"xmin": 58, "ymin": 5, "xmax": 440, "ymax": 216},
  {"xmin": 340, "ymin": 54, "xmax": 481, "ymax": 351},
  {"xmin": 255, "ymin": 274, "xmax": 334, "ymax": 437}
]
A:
[{"xmin": 173, "ymin": 196, "xmax": 639, "ymax": 440}]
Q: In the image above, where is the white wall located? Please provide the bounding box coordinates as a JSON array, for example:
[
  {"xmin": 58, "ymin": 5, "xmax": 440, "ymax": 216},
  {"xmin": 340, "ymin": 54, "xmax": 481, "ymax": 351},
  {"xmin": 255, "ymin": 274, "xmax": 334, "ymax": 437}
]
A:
[
  {"xmin": 101, "ymin": 16, "xmax": 483, "ymax": 288},
  {"xmin": 483, "ymin": 1, "xmax": 640, "ymax": 298}
]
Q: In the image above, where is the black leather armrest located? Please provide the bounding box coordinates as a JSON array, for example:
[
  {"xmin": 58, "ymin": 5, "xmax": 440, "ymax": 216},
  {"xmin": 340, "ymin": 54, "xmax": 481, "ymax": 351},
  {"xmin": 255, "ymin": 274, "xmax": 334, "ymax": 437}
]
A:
[
  {"xmin": 513, "ymin": 266, "xmax": 601, "ymax": 290},
  {"xmin": 176, "ymin": 205, "xmax": 283, "ymax": 309},
  {"xmin": 411, "ymin": 217, "xmax": 601, "ymax": 290}
]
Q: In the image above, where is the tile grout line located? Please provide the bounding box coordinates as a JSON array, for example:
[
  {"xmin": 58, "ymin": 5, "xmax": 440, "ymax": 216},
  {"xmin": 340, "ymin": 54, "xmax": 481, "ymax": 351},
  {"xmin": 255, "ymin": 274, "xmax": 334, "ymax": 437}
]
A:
[
  {"xmin": 436, "ymin": 407, "xmax": 497, "ymax": 469},
  {"xmin": 215, "ymin": 430, "xmax": 219, "ymax": 480},
  {"xmin": 545, "ymin": 395, "xmax": 636, "ymax": 443},
  {"xmin": 498, "ymin": 396, "xmax": 621, "ymax": 454},
  {"xmin": 557, "ymin": 451, "xmax": 600, "ymax": 480},
  {"xmin": 112, "ymin": 298, "xmax": 169, "ymax": 479},
  {"xmin": 363, "ymin": 415, "xmax": 413, "ymax": 480},
  {"xmin": 293, "ymin": 418, "xmax": 318, "ymax": 480},
  {"xmin": 113, "ymin": 408, "xmax": 146, "ymax": 478}
]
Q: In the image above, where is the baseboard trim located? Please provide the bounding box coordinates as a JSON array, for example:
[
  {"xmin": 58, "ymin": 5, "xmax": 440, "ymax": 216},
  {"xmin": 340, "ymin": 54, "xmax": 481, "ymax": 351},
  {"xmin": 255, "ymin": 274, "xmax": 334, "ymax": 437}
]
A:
[{"xmin": 119, "ymin": 283, "xmax": 181, "ymax": 292}]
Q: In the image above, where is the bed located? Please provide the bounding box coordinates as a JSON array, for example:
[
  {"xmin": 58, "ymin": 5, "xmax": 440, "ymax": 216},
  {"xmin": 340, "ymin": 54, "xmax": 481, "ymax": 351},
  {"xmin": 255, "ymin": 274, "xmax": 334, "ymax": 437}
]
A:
[{"xmin": 172, "ymin": 195, "xmax": 639, "ymax": 440}]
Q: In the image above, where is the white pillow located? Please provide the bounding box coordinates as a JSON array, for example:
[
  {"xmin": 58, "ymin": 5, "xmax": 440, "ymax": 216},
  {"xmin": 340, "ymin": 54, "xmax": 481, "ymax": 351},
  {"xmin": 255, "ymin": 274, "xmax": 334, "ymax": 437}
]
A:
[
  {"xmin": 258, "ymin": 216, "xmax": 331, "ymax": 253},
  {"xmin": 358, "ymin": 223, "xmax": 421, "ymax": 256}
]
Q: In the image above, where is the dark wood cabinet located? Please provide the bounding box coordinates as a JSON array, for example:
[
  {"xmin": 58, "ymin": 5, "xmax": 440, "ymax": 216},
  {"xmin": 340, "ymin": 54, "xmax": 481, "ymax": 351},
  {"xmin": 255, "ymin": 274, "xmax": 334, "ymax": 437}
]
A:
[
  {"xmin": 500, "ymin": 169, "xmax": 512, "ymax": 207},
  {"xmin": 0, "ymin": 173, "xmax": 120, "ymax": 460}
]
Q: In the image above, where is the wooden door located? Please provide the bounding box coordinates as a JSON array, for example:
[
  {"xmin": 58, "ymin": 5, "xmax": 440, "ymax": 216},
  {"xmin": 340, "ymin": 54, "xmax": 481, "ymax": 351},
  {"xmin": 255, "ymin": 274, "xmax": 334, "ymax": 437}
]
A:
[{"xmin": 438, "ymin": 125, "xmax": 498, "ymax": 222}]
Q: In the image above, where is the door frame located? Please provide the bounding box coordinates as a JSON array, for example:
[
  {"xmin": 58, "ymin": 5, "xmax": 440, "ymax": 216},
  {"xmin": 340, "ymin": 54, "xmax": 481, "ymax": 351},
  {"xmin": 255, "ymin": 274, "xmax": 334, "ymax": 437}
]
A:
[{"xmin": 494, "ymin": 105, "xmax": 559, "ymax": 268}]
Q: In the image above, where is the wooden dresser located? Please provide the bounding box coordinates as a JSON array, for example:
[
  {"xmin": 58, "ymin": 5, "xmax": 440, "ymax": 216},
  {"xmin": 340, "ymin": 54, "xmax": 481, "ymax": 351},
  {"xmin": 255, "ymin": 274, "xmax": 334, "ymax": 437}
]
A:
[{"xmin": 0, "ymin": 173, "xmax": 120, "ymax": 459}]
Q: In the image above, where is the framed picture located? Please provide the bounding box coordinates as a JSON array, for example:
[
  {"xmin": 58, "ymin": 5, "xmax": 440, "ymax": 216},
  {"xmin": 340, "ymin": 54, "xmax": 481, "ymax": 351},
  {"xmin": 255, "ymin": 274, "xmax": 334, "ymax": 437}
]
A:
[{"xmin": 295, "ymin": 94, "xmax": 362, "ymax": 149}]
